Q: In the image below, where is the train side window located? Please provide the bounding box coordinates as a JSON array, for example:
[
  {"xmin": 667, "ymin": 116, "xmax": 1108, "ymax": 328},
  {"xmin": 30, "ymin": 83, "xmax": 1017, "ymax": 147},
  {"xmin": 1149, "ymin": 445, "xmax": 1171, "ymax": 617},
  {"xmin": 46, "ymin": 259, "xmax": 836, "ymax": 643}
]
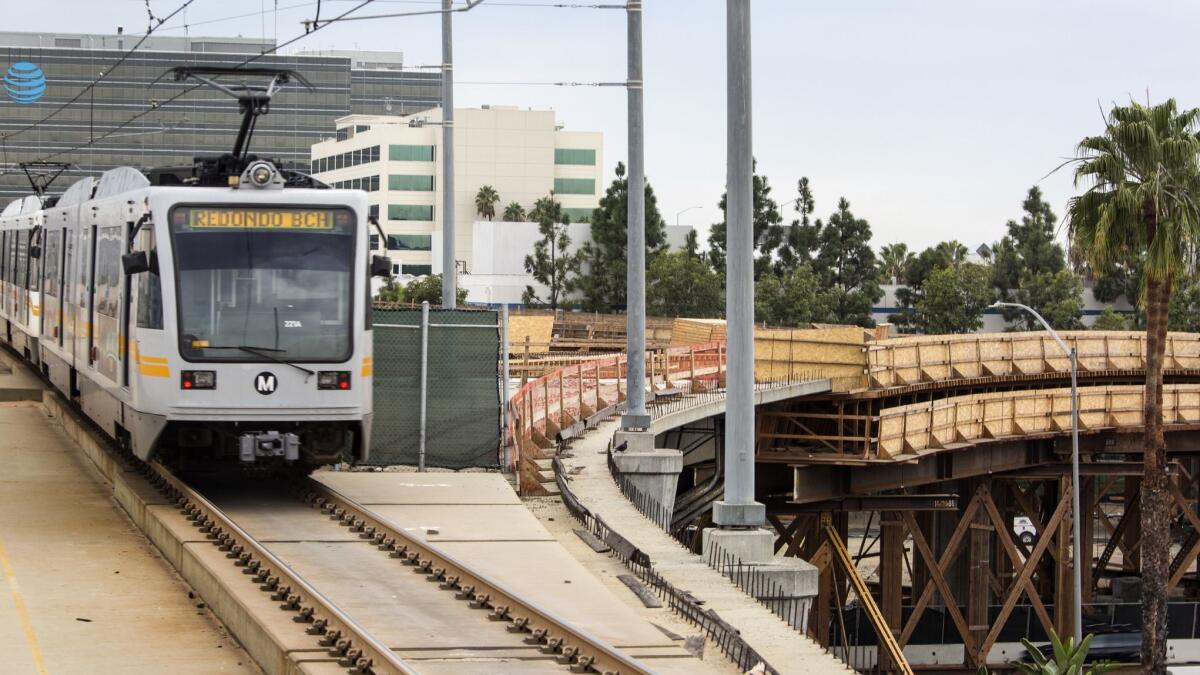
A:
[
  {"xmin": 135, "ymin": 228, "xmax": 162, "ymax": 329},
  {"xmin": 94, "ymin": 226, "xmax": 121, "ymax": 319}
]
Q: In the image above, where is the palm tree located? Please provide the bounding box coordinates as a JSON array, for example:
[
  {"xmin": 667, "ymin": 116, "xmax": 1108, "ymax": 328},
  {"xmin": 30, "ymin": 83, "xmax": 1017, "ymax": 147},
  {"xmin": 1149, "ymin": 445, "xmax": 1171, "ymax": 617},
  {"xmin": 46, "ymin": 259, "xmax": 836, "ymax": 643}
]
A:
[
  {"xmin": 935, "ymin": 240, "xmax": 969, "ymax": 268},
  {"xmin": 878, "ymin": 242, "xmax": 914, "ymax": 284},
  {"xmin": 475, "ymin": 185, "xmax": 499, "ymax": 220},
  {"xmin": 503, "ymin": 202, "xmax": 526, "ymax": 222},
  {"xmin": 1065, "ymin": 98, "xmax": 1200, "ymax": 673}
]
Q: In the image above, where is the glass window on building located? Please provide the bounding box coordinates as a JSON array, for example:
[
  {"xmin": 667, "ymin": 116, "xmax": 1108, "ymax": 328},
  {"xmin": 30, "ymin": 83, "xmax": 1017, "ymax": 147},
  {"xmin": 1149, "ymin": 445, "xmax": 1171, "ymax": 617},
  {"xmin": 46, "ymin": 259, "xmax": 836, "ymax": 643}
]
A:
[
  {"xmin": 553, "ymin": 178, "xmax": 596, "ymax": 195},
  {"xmin": 389, "ymin": 144, "xmax": 436, "ymax": 161},
  {"xmin": 369, "ymin": 234, "xmax": 380, "ymax": 250},
  {"xmin": 403, "ymin": 264, "xmax": 433, "ymax": 276},
  {"xmin": 554, "ymin": 148, "xmax": 596, "ymax": 166},
  {"xmin": 370, "ymin": 175, "xmax": 380, "ymax": 191},
  {"xmin": 388, "ymin": 204, "xmax": 434, "ymax": 221},
  {"xmin": 368, "ymin": 204, "xmax": 380, "ymax": 220},
  {"xmin": 561, "ymin": 207, "xmax": 594, "ymax": 223},
  {"xmin": 388, "ymin": 175, "xmax": 435, "ymax": 191},
  {"xmin": 387, "ymin": 234, "xmax": 432, "ymax": 251}
]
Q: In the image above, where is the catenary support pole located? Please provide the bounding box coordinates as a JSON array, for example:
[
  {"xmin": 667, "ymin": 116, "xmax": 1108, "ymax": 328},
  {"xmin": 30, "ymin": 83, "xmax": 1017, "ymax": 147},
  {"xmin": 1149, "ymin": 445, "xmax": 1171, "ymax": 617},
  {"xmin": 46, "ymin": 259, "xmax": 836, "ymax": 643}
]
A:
[
  {"xmin": 440, "ymin": 0, "xmax": 457, "ymax": 308},
  {"xmin": 621, "ymin": 0, "xmax": 649, "ymax": 430},
  {"xmin": 419, "ymin": 301, "xmax": 430, "ymax": 471},
  {"xmin": 713, "ymin": 0, "xmax": 764, "ymax": 528}
]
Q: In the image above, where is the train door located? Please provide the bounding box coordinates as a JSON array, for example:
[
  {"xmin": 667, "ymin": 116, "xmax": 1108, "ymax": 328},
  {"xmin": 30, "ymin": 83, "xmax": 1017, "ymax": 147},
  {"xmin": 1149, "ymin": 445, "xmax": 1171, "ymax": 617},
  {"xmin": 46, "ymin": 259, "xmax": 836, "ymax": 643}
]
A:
[
  {"xmin": 61, "ymin": 226, "xmax": 73, "ymax": 349},
  {"xmin": 86, "ymin": 224, "xmax": 97, "ymax": 368}
]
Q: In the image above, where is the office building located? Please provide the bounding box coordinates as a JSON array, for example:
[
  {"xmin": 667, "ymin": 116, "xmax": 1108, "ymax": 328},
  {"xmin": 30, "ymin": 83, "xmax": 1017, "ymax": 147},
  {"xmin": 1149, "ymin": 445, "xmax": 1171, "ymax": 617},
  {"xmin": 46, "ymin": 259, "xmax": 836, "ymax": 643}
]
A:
[
  {"xmin": 311, "ymin": 106, "xmax": 604, "ymax": 277},
  {"xmin": 0, "ymin": 31, "xmax": 440, "ymax": 202}
]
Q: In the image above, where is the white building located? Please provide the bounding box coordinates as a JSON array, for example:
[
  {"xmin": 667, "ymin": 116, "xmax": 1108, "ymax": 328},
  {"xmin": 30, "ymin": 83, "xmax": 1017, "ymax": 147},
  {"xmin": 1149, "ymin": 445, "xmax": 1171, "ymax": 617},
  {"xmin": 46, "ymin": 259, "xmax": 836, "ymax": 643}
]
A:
[{"xmin": 310, "ymin": 106, "xmax": 604, "ymax": 276}]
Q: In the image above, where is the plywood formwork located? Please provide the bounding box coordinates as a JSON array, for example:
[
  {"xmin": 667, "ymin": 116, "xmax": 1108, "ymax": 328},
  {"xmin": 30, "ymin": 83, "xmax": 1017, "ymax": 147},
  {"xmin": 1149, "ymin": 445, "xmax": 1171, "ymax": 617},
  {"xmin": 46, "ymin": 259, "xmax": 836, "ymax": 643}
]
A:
[
  {"xmin": 754, "ymin": 326, "xmax": 868, "ymax": 391},
  {"xmin": 875, "ymin": 383, "xmax": 1200, "ymax": 459},
  {"xmin": 868, "ymin": 331, "xmax": 1200, "ymax": 390},
  {"xmin": 670, "ymin": 318, "xmax": 727, "ymax": 347}
]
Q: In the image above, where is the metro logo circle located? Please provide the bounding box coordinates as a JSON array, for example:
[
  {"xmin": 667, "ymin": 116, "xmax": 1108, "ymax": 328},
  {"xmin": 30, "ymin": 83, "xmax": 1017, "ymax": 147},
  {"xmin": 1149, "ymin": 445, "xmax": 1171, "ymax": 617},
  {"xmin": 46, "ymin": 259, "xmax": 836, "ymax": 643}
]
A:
[{"xmin": 3, "ymin": 62, "xmax": 46, "ymax": 105}]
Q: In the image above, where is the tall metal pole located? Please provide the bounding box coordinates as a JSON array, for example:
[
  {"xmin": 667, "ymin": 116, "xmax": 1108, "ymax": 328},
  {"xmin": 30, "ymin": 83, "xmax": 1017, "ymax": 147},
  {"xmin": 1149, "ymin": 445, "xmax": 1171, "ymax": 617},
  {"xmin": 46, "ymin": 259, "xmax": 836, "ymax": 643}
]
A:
[
  {"xmin": 713, "ymin": 0, "xmax": 764, "ymax": 528},
  {"xmin": 440, "ymin": 0, "xmax": 457, "ymax": 308},
  {"xmin": 621, "ymin": 0, "xmax": 649, "ymax": 430},
  {"xmin": 418, "ymin": 301, "xmax": 430, "ymax": 471},
  {"xmin": 1070, "ymin": 347, "xmax": 1083, "ymax": 644}
]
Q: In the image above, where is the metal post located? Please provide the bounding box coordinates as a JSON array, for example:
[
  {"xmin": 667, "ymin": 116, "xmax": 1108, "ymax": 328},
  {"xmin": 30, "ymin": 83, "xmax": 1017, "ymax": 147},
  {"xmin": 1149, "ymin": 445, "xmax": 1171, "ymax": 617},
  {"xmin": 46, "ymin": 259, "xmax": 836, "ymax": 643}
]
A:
[
  {"xmin": 1070, "ymin": 346, "xmax": 1083, "ymax": 644},
  {"xmin": 712, "ymin": 0, "xmax": 764, "ymax": 529},
  {"xmin": 440, "ymin": 0, "xmax": 457, "ymax": 308},
  {"xmin": 621, "ymin": 0, "xmax": 649, "ymax": 431},
  {"xmin": 418, "ymin": 301, "xmax": 430, "ymax": 471},
  {"xmin": 501, "ymin": 304, "xmax": 511, "ymax": 470}
]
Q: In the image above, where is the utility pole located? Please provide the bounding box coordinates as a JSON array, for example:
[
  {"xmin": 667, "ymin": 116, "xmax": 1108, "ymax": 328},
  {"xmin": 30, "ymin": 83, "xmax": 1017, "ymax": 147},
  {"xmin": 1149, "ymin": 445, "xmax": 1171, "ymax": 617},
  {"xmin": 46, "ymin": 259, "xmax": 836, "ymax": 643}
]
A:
[
  {"xmin": 713, "ymin": 0, "xmax": 765, "ymax": 529},
  {"xmin": 440, "ymin": 0, "xmax": 457, "ymax": 308},
  {"xmin": 621, "ymin": 0, "xmax": 649, "ymax": 431}
]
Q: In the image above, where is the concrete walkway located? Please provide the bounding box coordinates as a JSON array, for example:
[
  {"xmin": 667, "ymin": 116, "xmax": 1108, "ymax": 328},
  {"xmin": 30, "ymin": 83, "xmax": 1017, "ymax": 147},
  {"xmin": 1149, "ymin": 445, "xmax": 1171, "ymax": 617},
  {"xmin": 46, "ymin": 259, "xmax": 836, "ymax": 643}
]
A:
[
  {"xmin": 0, "ymin": 398, "xmax": 256, "ymax": 675},
  {"xmin": 558, "ymin": 415, "xmax": 854, "ymax": 675}
]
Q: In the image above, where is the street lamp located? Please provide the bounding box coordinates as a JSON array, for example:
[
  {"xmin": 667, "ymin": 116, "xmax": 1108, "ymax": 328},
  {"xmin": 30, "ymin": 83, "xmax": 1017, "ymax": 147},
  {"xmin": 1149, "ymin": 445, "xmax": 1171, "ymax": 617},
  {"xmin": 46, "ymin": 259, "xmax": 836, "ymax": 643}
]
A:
[
  {"xmin": 675, "ymin": 205, "xmax": 701, "ymax": 227},
  {"xmin": 992, "ymin": 301, "xmax": 1082, "ymax": 644}
]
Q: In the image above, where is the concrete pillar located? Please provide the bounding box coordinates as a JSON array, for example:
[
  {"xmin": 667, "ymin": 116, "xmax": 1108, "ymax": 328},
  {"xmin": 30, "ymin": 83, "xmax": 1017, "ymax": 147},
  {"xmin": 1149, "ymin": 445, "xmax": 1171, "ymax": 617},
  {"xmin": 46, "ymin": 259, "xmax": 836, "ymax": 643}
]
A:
[{"xmin": 612, "ymin": 429, "xmax": 683, "ymax": 520}]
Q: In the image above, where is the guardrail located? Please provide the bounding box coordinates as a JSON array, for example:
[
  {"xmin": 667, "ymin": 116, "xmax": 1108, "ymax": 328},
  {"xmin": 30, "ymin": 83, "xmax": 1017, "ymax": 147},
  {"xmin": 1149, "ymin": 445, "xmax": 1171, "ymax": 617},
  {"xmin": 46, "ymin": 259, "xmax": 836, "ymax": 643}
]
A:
[{"xmin": 506, "ymin": 341, "xmax": 726, "ymax": 489}]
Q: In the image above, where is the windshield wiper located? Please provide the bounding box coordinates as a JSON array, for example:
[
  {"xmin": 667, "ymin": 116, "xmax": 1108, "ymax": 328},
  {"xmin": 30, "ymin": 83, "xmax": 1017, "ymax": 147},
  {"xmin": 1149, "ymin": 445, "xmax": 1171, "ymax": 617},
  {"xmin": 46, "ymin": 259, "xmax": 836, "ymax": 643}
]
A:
[{"xmin": 200, "ymin": 344, "xmax": 316, "ymax": 379}]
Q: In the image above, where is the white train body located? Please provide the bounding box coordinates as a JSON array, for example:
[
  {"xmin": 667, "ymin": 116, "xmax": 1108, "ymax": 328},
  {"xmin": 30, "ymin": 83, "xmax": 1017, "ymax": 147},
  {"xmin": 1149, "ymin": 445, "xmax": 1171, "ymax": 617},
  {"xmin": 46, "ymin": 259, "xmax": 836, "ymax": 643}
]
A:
[{"xmin": 0, "ymin": 164, "xmax": 376, "ymax": 467}]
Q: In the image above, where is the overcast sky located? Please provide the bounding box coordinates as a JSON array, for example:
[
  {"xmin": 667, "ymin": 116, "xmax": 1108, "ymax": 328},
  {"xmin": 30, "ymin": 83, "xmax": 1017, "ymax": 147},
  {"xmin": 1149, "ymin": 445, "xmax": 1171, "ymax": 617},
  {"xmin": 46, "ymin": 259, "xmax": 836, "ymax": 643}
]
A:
[{"xmin": 8, "ymin": 0, "xmax": 1199, "ymax": 252}]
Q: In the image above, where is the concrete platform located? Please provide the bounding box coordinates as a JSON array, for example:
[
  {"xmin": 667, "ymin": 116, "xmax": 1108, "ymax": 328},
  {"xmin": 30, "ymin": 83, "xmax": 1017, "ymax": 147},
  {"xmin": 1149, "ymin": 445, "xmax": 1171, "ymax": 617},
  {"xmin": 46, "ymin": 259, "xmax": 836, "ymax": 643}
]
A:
[
  {"xmin": 312, "ymin": 471, "xmax": 702, "ymax": 656},
  {"xmin": 0, "ymin": 402, "xmax": 256, "ymax": 675}
]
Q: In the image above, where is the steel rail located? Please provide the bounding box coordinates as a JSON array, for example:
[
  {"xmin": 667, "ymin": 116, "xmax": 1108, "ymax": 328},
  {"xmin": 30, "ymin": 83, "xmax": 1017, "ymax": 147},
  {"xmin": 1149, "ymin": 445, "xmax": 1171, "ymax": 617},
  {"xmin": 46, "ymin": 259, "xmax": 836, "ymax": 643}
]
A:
[
  {"xmin": 141, "ymin": 462, "xmax": 420, "ymax": 675},
  {"xmin": 297, "ymin": 477, "xmax": 654, "ymax": 675}
]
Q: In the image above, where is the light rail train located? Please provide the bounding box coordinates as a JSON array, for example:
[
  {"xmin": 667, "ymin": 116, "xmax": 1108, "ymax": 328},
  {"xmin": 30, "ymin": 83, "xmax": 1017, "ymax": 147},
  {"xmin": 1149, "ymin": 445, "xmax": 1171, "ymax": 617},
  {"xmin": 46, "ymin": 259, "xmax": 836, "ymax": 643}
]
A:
[{"xmin": 0, "ymin": 156, "xmax": 389, "ymax": 469}]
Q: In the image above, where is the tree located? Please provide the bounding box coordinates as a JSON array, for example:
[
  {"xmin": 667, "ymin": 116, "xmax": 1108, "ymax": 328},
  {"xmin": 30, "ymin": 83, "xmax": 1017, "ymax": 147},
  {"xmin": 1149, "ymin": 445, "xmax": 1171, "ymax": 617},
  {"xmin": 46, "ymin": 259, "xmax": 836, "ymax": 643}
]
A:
[
  {"xmin": 647, "ymin": 248, "xmax": 723, "ymax": 318},
  {"xmin": 522, "ymin": 196, "xmax": 579, "ymax": 310},
  {"xmin": 503, "ymin": 202, "xmax": 526, "ymax": 222},
  {"xmin": 992, "ymin": 187, "xmax": 1084, "ymax": 330},
  {"xmin": 913, "ymin": 263, "xmax": 997, "ymax": 334},
  {"xmin": 776, "ymin": 177, "xmax": 821, "ymax": 274},
  {"xmin": 890, "ymin": 241, "xmax": 969, "ymax": 332},
  {"xmin": 576, "ymin": 162, "xmax": 668, "ymax": 311},
  {"xmin": 754, "ymin": 264, "xmax": 838, "ymax": 327},
  {"xmin": 399, "ymin": 274, "xmax": 468, "ymax": 305},
  {"xmin": 811, "ymin": 198, "xmax": 883, "ymax": 327},
  {"xmin": 878, "ymin": 242, "xmax": 914, "ymax": 285},
  {"xmin": 1065, "ymin": 98, "xmax": 1200, "ymax": 672},
  {"xmin": 475, "ymin": 185, "xmax": 499, "ymax": 220},
  {"xmin": 1169, "ymin": 278, "xmax": 1200, "ymax": 332},
  {"xmin": 707, "ymin": 160, "xmax": 784, "ymax": 277},
  {"xmin": 1092, "ymin": 307, "xmax": 1131, "ymax": 331}
]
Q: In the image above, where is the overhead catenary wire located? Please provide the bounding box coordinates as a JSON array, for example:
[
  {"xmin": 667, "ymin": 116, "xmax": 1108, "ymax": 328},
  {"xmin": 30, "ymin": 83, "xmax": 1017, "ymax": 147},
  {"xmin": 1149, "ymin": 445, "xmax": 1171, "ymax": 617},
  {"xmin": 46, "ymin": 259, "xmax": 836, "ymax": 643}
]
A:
[
  {"xmin": 0, "ymin": 0, "xmax": 198, "ymax": 145},
  {"xmin": 25, "ymin": 0, "xmax": 380, "ymax": 165}
]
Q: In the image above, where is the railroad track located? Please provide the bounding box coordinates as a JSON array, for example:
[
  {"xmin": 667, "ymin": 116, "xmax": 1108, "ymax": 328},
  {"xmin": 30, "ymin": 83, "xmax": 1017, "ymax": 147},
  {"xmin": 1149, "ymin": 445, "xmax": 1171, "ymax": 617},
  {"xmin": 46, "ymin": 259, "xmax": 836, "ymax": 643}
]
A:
[{"xmin": 41, "ymin": 384, "xmax": 654, "ymax": 675}]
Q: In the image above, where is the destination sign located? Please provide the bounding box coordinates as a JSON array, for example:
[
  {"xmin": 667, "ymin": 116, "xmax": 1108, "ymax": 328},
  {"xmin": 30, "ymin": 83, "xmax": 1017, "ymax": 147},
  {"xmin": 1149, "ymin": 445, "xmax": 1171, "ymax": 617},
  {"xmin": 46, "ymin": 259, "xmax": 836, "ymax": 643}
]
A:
[{"xmin": 177, "ymin": 207, "xmax": 336, "ymax": 230}]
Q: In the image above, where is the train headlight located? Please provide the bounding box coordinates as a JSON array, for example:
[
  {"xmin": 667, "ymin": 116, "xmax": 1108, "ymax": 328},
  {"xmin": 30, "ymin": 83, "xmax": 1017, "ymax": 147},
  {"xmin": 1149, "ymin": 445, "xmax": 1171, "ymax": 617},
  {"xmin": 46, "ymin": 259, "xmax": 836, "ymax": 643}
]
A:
[
  {"xmin": 318, "ymin": 371, "xmax": 351, "ymax": 390},
  {"xmin": 249, "ymin": 162, "xmax": 275, "ymax": 187},
  {"xmin": 181, "ymin": 370, "xmax": 216, "ymax": 390}
]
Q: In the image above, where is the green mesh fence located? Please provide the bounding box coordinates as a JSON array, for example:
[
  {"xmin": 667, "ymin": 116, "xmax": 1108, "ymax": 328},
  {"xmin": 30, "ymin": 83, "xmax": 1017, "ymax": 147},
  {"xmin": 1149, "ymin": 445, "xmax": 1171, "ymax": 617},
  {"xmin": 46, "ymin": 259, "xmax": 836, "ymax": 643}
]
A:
[{"xmin": 370, "ymin": 306, "xmax": 501, "ymax": 468}]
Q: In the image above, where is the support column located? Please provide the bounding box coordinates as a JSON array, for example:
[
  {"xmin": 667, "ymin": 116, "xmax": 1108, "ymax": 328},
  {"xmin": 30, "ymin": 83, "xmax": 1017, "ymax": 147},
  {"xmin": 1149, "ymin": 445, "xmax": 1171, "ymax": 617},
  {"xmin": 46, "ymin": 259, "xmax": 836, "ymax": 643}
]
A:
[
  {"xmin": 879, "ymin": 512, "xmax": 903, "ymax": 670},
  {"xmin": 612, "ymin": 429, "xmax": 683, "ymax": 520},
  {"xmin": 1081, "ymin": 476, "xmax": 1095, "ymax": 606},
  {"xmin": 1124, "ymin": 475, "xmax": 1141, "ymax": 572},
  {"xmin": 1055, "ymin": 477, "xmax": 1075, "ymax": 640},
  {"xmin": 621, "ymin": 0, "xmax": 649, "ymax": 431},
  {"xmin": 439, "ymin": 0, "xmax": 457, "ymax": 307},
  {"xmin": 967, "ymin": 486, "xmax": 992, "ymax": 666}
]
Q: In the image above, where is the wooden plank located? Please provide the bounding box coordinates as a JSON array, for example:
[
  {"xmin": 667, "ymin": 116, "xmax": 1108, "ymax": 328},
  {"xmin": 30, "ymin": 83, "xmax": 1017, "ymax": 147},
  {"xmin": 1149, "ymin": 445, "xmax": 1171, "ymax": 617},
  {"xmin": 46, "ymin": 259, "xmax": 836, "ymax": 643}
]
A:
[
  {"xmin": 616, "ymin": 574, "xmax": 662, "ymax": 608},
  {"xmin": 573, "ymin": 528, "xmax": 610, "ymax": 554}
]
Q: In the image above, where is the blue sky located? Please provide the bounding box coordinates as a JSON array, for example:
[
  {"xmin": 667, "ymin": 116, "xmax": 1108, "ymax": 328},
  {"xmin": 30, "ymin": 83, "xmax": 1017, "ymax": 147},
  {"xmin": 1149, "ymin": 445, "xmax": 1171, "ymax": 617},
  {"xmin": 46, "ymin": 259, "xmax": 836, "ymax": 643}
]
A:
[{"xmin": 8, "ymin": 0, "xmax": 1199, "ymax": 251}]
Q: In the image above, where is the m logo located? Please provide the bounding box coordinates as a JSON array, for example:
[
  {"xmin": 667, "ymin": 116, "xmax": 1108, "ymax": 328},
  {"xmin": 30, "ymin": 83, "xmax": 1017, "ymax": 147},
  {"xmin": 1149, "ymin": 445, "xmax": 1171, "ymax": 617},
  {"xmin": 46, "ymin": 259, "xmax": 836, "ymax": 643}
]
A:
[{"xmin": 254, "ymin": 372, "xmax": 278, "ymax": 395}]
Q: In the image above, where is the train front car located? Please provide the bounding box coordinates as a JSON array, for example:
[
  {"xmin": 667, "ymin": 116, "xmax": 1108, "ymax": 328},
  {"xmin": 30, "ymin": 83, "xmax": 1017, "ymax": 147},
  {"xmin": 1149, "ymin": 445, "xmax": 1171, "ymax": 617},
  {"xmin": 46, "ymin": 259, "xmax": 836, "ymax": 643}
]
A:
[{"xmin": 131, "ymin": 162, "xmax": 379, "ymax": 469}]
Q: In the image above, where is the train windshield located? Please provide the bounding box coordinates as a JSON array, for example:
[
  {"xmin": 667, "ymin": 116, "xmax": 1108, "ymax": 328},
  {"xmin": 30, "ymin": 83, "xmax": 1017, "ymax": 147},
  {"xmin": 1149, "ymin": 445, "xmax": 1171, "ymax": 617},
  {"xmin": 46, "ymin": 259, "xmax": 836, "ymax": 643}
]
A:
[{"xmin": 169, "ymin": 205, "xmax": 356, "ymax": 363}]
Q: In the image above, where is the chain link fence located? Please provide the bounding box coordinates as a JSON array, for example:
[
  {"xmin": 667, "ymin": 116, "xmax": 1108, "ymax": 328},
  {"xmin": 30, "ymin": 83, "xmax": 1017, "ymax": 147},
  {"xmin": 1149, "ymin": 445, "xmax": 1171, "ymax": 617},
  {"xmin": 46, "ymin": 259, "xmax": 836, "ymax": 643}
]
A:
[{"xmin": 370, "ymin": 304, "xmax": 501, "ymax": 468}]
